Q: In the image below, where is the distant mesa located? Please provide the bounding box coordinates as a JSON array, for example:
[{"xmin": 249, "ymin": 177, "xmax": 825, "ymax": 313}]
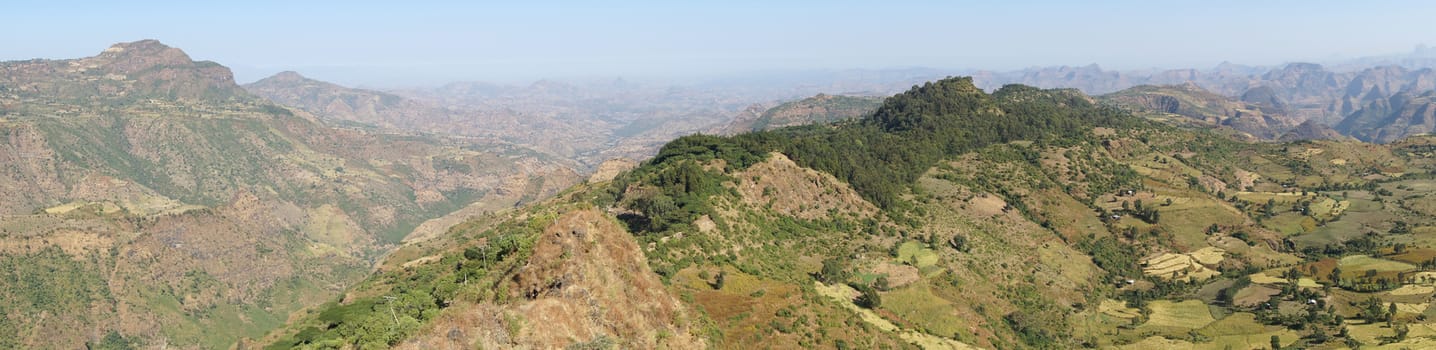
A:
[{"xmin": 1, "ymin": 39, "xmax": 244, "ymax": 102}]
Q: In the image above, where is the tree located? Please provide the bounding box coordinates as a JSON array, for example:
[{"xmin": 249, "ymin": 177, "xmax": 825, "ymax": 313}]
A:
[
  {"xmin": 817, "ymin": 258, "xmax": 850, "ymax": 284},
  {"xmin": 875, "ymin": 276, "xmax": 892, "ymax": 291},
  {"xmin": 1216, "ymin": 287, "xmax": 1233, "ymax": 306},
  {"xmin": 854, "ymin": 283, "xmax": 881, "ymax": 309},
  {"xmin": 1310, "ymin": 326, "xmax": 1328, "ymax": 344},
  {"xmin": 947, "ymin": 234, "xmax": 970, "ymax": 253},
  {"xmin": 712, "ymin": 271, "xmax": 726, "ymax": 290},
  {"xmin": 1270, "ymin": 334, "xmax": 1281, "ymax": 350},
  {"xmin": 89, "ymin": 331, "xmax": 135, "ymax": 350},
  {"xmin": 1392, "ymin": 221, "xmax": 1410, "ymax": 234}
]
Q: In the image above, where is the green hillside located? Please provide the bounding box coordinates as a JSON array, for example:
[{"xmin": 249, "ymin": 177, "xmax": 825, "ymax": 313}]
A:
[{"xmin": 260, "ymin": 76, "xmax": 1436, "ymax": 349}]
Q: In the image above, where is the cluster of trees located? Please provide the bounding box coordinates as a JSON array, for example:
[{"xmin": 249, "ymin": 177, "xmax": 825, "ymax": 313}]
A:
[
  {"xmin": 1354, "ymin": 297, "xmax": 1396, "ymax": 324},
  {"xmin": 1340, "ymin": 270, "xmax": 1408, "ymax": 293},
  {"xmin": 1119, "ymin": 199, "xmax": 1161, "ymax": 223},
  {"xmin": 617, "ymin": 156, "xmax": 732, "ymax": 233},
  {"xmin": 1252, "ymin": 283, "xmax": 1339, "ymax": 330},
  {"xmin": 87, "ymin": 331, "xmax": 136, "ymax": 350},
  {"xmin": 1298, "ymin": 233, "xmax": 1385, "ymax": 260},
  {"xmin": 1076, "ymin": 235, "xmax": 1141, "ymax": 285}
]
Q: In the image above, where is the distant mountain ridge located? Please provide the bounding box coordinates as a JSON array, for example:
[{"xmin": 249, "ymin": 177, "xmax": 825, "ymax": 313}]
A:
[
  {"xmin": 1007, "ymin": 61, "xmax": 1436, "ymax": 143},
  {"xmin": 722, "ymin": 93, "xmax": 882, "ymax": 133},
  {"xmin": 1337, "ymin": 90, "xmax": 1436, "ymax": 143},
  {"xmin": 247, "ymin": 72, "xmax": 749, "ymax": 167},
  {"xmin": 1100, "ymin": 83, "xmax": 1298, "ymax": 139}
]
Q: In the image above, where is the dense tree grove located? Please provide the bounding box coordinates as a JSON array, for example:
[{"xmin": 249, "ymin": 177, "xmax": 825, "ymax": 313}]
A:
[{"xmin": 623, "ymin": 77, "xmax": 1150, "ymax": 232}]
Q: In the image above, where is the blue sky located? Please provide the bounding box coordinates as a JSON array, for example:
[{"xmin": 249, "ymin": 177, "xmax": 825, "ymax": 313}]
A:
[{"xmin": 3, "ymin": 0, "xmax": 1433, "ymax": 86}]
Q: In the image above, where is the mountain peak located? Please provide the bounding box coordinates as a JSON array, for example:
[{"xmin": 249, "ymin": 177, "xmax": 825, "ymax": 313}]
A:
[
  {"xmin": 1278, "ymin": 62, "xmax": 1326, "ymax": 73},
  {"xmin": 95, "ymin": 39, "xmax": 196, "ymax": 73},
  {"xmin": 104, "ymin": 39, "xmax": 176, "ymax": 53},
  {"xmin": 265, "ymin": 71, "xmax": 310, "ymax": 82},
  {"xmin": 1280, "ymin": 119, "xmax": 1347, "ymax": 141},
  {"xmin": 59, "ymin": 39, "xmax": 246, "ymax": 102}
]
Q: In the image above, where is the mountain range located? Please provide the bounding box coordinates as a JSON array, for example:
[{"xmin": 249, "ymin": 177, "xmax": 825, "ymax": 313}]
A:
[
  {"xmin": 965, "ymin": 62, "xmax": 1436, "ymax": 143},
  {"xmin": 259, "ymin": 76, "xmax": 1436, "ymax": 349},
  {"xmin": 10, "ymin": 39, "xmax": 1436, "ymax": 350},
  {"xmin": 0, "ymin": 40, "xmax": 576, "ymax": 349}
]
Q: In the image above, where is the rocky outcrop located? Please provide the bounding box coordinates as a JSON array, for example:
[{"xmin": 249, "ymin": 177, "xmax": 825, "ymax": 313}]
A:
[
  {"xmin": 245, "ymin": 71, "xmax": 436, "ymax": 129},
  {"xmin": 586, "ymin": 158, "xmax": 638, "ymax": 183},
  {"xmin": 398, "ymin": 209, "xmax": 705, "ymax": 349},
  {"xmin": 1338, "ymin": 91, "xmax": 1436, "ymax": 143},
  {"xmin": 1279, "ymin": 120, "xmax": 1348, "ymax": 141}
]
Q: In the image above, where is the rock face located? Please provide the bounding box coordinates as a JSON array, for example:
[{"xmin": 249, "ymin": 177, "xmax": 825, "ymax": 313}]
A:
[
  {"xmin": 245, "ymin": 71, "xmax": 452, "ymax": 130},
  {"xmin": 1338, "ymin": 91, "xmax": 1436, "ymax": 143},
  {"xmin": 1279, "ymin": 120, "xmax": 1349, "ymax": 141},
  {"xmin": 1239, "ymin": 86, "xmax": 1289, "ymax": 112},
  {"xmin": 586, "ymin": 158, "xmax": 638, "ymax": 183},
  {"xmin": 397, "ymin": 209, "xmax": 705, "ymax": 349}
]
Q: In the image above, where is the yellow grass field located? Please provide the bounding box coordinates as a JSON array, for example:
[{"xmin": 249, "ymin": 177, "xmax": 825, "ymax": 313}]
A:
[
  {"xmin": 1140, "ymin": 300, "xmax": 1216, "ymax": 331},
  {"xmin": 1143, "ymin": 248, "xmax": 1223, "ymax": 281}
]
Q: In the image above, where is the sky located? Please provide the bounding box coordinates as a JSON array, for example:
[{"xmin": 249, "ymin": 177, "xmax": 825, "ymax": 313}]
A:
[{"xmin": 3, "ymin": 0, "xmax": 1433, "ymax": 86}]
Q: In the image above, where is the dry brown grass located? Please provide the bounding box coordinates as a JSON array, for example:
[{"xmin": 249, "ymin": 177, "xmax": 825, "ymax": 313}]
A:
[
  {"xmin": 400, "ymin": 209, "xmax": 705, "ymax": 349},
  {"xmin": 734, "ymin": 152, "xmax": 877, "ymax": 220}
]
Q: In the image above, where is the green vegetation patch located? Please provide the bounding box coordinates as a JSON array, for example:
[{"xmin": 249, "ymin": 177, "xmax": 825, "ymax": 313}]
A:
[
  {"xmin": 895, "ymin": 241, "xmax": 939, "ymax": 268},
  {"xmin": 1338, "ymin": 255, "xmax": 1417, "ymax": 273},
  {"xmin": 881, "ymin": 280, "xmax": 965, "ymax": 338}
]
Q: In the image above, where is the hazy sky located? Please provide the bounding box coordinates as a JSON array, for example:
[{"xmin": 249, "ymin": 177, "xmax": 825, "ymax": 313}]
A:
[{"xmin": 3, "ymin": 0, "xmax": 1433, "ymax": 86}]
